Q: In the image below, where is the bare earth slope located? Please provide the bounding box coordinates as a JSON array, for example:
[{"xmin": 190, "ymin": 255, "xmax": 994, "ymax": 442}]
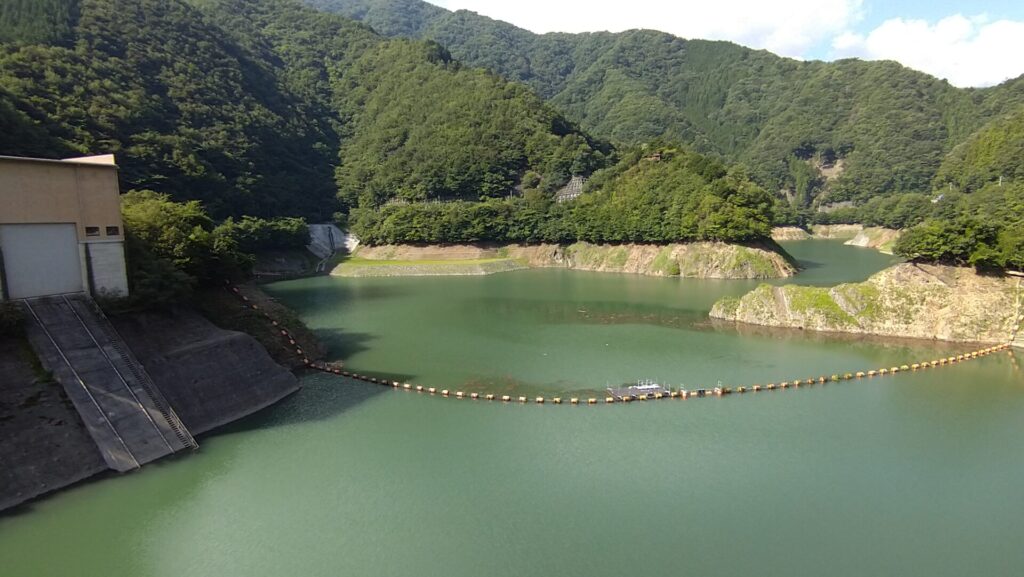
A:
[{"xmin": 341, "ymin": 242, "xmax": 796, "ymax": 279}]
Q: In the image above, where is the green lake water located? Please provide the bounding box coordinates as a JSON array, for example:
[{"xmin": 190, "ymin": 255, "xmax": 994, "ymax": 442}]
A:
[{"xmin": 2, "ymin": 240, "xmax": 1023, "ymax": 576}]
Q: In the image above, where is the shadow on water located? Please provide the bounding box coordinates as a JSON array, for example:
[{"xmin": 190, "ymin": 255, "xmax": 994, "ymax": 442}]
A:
[
  {"xmin": 264, "ymin": 278, "xmax": 414, "ymax": 311},
  {"xmin": 221, "ymin": 374, "xmax": 395, "ymax": 433},
  {"xmin": 313, "ymin": 328, "xmax": 378, "ymax": 363},
  {"xmin": 701, "ymin": 317, "xmax": 980, "ymax": 354}
]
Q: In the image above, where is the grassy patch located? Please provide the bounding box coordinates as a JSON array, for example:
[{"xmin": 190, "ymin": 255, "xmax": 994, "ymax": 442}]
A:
[
  {"xmin": 786, "ymin": 285, "xmax": 857, "ymax": 326},
  {"xmin": 730, "ymin": 247, "xmax": 779, "ymax": 278},
  {"xmin": 651, "ymin": 247, "xmax": 679, "ymax": 275}
]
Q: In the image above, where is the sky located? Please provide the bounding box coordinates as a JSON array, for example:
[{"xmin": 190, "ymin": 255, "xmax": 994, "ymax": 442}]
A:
[{"xmin": 426, "ymin": 0, "xmax": 1024, "ymax": 87}]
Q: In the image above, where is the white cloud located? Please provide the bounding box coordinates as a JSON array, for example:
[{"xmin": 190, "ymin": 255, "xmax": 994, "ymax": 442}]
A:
[
  {"xmin": 830, "ymin": 14, "xmax": 1024, "ymax": 87},
  {"xmin": 429, "ymin": 0, "xmax": 864, "ymax": 58}
]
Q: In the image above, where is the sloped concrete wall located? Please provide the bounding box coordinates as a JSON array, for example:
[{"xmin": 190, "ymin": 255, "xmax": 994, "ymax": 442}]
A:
[{"xmin": 111, "ymin": 309, "xmax": 299, "ymax": 435}]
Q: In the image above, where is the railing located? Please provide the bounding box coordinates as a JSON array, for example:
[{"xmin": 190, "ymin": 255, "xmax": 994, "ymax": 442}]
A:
[
  {"xmin": 78, "ymin": 297, "xmax": 198, "ymax": 450},
  {"xmin": 21, "ymin": 298, "xmax": 141, "ymax": 470}
]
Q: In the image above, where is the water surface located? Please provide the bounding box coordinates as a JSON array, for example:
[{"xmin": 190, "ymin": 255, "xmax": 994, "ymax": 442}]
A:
[{"xmin": 2, "ymin": 241, "xmax": 1022, "ymax": 577}]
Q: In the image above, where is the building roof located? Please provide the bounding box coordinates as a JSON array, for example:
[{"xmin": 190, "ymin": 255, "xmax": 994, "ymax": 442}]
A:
[{"xmin": 0, "ymin": 154, "xmax": 118, "ymax": 169}]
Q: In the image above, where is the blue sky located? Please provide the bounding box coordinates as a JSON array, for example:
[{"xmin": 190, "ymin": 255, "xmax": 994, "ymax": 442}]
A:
[{"xmin": 427, "ymin": 1, "xmax": 1024, "ymax": 87}]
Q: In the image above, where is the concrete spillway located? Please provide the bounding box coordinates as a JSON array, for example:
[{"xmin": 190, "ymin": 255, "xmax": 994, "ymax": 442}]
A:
[{"xmin": 22, "ymin": 295, "xmax": 196, "ymax": 472}]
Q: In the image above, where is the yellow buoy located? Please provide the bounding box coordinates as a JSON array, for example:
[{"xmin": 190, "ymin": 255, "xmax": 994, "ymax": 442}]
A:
[
  {"xmin": 442, "ymin": 390, "xmax": 450, "ymax": 396},
  {"xmin": 638, "ymin": 394, "xmax": 648, "ymax": 401},
  {"xmin": 416, "ymin": 385, "xmax": 424, "ymax": 392},
  {"xmin": 535, "ymin": 397, "xmax": 545, "ymax": 404},
  {"xmin": 456, "ymin": 391, "xmax": 464, "ymax": 398},
  {"xmin": 518, "ymin": 396, "xmax": 528, "ymax": 403},
  {"xmin": 605, "ymin": 397, "xmax": 615, "ymax": 404},
  {"xmin": 856, "ymin": 372, "xmax": 865, "ymax": 378},
  {"xmin": 501, "ymin": 395, "xmax": 511, "ymax": 402},
  {"xmin": 553, "ymin": 398, "xmax": 562, "ymax": 404},
  {"xmin": 588, "ymin": 398, "xmax": 597, "ymax": 405},
  {"xmin": 428, "ymin": 387, "xmax": 436, "ymax": 394},
  {"xmin": 571, "ymin": 398, "xmax": 580, "ymax": 404}
]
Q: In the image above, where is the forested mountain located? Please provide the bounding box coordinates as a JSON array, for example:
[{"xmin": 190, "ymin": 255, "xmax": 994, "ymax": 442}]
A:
[
  {"xmin": 935, "ymin": 104, "xmax": 1024, "ymax": 192},
  {"xmin": 351, "ymin": 146, "xmax": 774, "ymax": 245},
  {"xmin": 307, "ymin": 0, "xmax": 1024, "ymax": 207},
  {"xmin": 0, "ymin": 0, "xmax": 604, "ymax": 218}
]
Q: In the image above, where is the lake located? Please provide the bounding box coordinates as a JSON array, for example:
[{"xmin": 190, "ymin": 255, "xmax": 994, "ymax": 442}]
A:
[{"xmin": 2, "ymin": 240, "xmax": 1022, "ymax": 577}]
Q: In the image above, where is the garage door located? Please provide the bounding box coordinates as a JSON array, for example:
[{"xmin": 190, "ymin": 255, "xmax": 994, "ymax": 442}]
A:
[{"xmin": 0, "ymin": 223, "xmax": 84, "ymax": 299}]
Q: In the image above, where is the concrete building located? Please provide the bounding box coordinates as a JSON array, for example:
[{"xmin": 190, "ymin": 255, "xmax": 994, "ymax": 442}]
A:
[{"xmin": 0, "ymin": 154, "xmax": 129, "ymax": 300}]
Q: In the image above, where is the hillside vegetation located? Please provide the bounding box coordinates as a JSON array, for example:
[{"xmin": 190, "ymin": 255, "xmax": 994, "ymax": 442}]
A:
[
  {"xmin": 309, "ymin": 0, "xmax": 1024, "ymax": 208},
  {"xmin": 351, "ymin": 147, "xmax": 775, "ymax": 245},
  {"xmin": 0, "ymin": 0, "xmax": 604, "ymax": 219}
]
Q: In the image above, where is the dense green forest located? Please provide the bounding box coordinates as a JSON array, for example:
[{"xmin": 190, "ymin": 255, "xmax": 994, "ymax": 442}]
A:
[
  {"xmin": 351, "ymin": 147, "xmax": 774, "ymax": 245},
  {"xmin": 0, "ymin": 0, "xmax": 604, "ymax": 220},
  {"xmin": 935, "ymin": 104, "xmax": 1024, "ymax": 192},
  {"xmin": 4, "ymin": 0, "xmax": 1024, "ymax": 275},
  {"xmin": 309, "ymin": 0, "xmax": 1024, "ymax": 208},
  {"xmin": 893, "ymin": 181, "xmax": 1024, "ymax": 270}
]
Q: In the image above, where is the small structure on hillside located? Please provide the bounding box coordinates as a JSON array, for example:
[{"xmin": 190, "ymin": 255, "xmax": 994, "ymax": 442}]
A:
[
  {"xmin": 554, "ymin": 175, "xmax": 587, "ymax": 203},
  {"xmin": 0, "ymin": 154, "xmax": 129, "ymax": 300}
]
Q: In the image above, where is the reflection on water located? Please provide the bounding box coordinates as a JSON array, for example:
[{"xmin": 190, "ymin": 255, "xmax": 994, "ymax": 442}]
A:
[{"xmin": 2, "ymin": 241, "xmax": 1021, "ymax": 577}]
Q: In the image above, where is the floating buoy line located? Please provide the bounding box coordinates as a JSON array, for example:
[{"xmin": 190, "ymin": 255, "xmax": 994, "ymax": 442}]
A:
[{"xmin": 228, "ymin": 283, "xmax": 1022, "ymax": 408}]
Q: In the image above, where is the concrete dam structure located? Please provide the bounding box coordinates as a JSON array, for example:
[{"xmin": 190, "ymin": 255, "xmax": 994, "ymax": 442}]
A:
[{"xmin": 22, "ymin": 295, "xmax": 197, "ymax": 471}]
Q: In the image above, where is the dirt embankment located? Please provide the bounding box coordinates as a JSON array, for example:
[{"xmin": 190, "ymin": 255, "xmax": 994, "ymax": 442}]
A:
[
  {"xmin": 342, "ymin": 242, "xmax": 797, "ymax": 279},
  {"xmin": 810, "ymin": 224, "xmax": 864, "ymax": 239},
  {"xmin": 710, "ymin": 263, "xmax": 1020, "ymax": 343},
  {"xmin": 771, "ymin": 227, "xmax": 812, "ymax": 241},
  {"xmin": 845, "ymin": 227, "xmax": 901, "ymax": 254}
]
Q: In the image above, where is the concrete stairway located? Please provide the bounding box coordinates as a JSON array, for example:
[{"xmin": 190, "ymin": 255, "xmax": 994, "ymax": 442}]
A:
[{"xmin": 22, "ymin": 294, "xmax": 196, "ymax": 472}]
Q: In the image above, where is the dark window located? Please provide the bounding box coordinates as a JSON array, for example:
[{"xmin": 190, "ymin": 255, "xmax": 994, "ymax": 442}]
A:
[
  {"xmin": 85, "ymin": 226, "xmax": 100, "ymax": 237},
  {"xmin": 106, "ymin": 226, "xmax": 120, "ymax": 236}
]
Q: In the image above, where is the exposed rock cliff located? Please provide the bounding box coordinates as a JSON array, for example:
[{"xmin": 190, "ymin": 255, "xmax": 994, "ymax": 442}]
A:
[
  {"xmin": 845, "ymin": 227, "xmax": 901, "ymax": 254},
  {"xmin": 710, "ymin": 263, "xmax": 1019, "ymax": 343},
  {"xmin": 341, "ymin": 242, "xmax": 797, "ymax": 279},
  {"xmin": 810, "ymin": 224, "xmax": 863, "ymax": 239},
  {"xmin": 771, "ymin": 227, "xmax": 812, "ymax": 241}
]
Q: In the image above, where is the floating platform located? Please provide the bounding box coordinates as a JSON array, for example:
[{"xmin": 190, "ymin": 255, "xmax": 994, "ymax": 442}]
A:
[{"xmin": 607, "ymin": 382, "xmax": 671, "ymax": 400}]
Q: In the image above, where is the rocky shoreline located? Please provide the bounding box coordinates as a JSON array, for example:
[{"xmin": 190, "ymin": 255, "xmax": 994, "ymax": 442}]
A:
[
  {"xmin": 711, "ymin": 263, "xmax": 1020, "ymax": 343},
  {"xmin": 337, "ymin": 241, "xmax": 797, "ymax": 279}
]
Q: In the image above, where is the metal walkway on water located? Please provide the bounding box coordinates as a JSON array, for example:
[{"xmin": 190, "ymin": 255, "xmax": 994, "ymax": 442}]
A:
[{"xmin": 22, "ymin": 294, "xmax": 196, "ymax": 472}]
